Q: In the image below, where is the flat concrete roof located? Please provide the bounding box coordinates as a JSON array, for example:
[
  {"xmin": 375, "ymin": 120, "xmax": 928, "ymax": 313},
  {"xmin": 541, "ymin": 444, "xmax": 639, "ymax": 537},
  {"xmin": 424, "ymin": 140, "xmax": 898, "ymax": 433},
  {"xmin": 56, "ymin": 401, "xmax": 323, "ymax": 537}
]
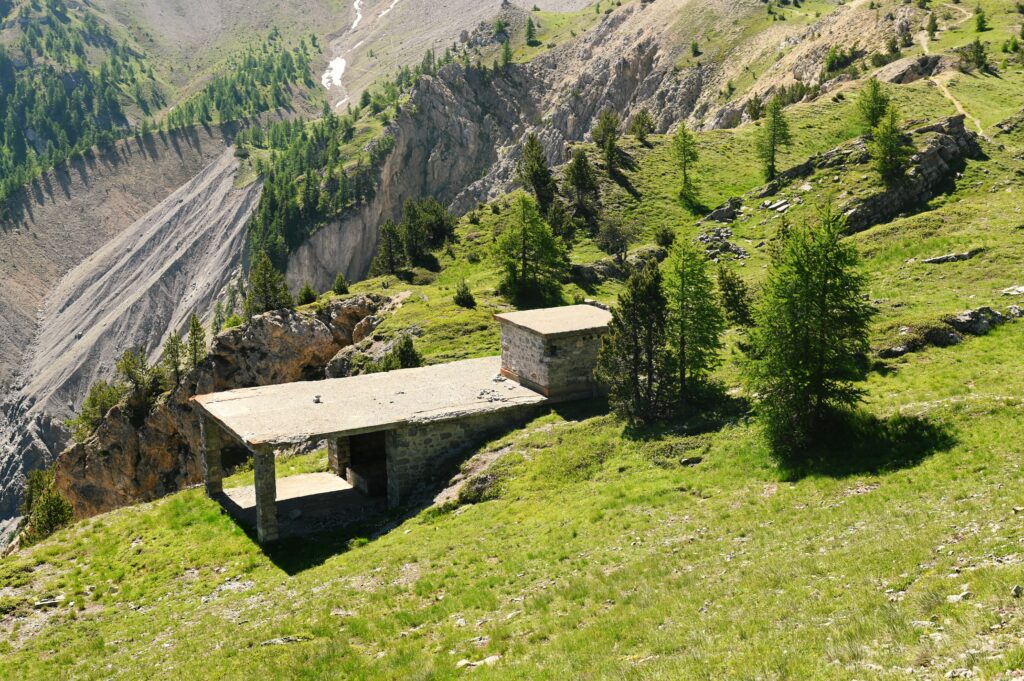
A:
[
  {"xmin": 193, "ymin": 356, "xmax": 546, "ymax": 449},
  {"xmin": 494, "ymin": 304, "xmax": 612, "ymax": 339}
]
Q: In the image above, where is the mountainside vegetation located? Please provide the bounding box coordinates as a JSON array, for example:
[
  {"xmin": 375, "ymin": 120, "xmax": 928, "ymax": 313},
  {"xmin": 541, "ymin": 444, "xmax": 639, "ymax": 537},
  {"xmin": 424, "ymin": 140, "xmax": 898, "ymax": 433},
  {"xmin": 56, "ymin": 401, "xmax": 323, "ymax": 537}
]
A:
[{"xmin": 4, "ymin": 0, "xmax": 1024, "ymax": 677}]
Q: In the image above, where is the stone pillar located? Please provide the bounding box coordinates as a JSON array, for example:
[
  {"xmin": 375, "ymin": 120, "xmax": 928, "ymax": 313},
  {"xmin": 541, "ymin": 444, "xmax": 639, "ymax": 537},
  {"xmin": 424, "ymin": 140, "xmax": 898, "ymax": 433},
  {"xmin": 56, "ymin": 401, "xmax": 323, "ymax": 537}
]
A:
[
  {"xmin": 200, "ymin": 416, "xmax": 225, "ymax": 497},
  {"xmin": 327, "ymin": 437, "xmax": 351, "ymax": 478},
  {"xmin": 252, "ymin": 447, "xmax": 278, "ymax": 544},
  {"xmin": 385, "ymin": 429, "xmax": 401, "ymax": 510}
]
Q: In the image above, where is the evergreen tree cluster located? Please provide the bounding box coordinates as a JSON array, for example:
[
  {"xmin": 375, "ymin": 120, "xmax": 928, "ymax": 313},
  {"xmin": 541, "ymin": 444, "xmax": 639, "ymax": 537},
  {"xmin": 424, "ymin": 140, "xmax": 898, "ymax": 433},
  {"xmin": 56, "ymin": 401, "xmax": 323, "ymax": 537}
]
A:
[
  {"xmin": 0, "ymin": 0, "xmax": 160, "ymax": 208},
  {"xmin": 164, "ymin": 30, "xmax": 316, "ymax": 131},
  {"xmin": 371, "ymin": 197, "xmax": 457, "ymax": 274}
]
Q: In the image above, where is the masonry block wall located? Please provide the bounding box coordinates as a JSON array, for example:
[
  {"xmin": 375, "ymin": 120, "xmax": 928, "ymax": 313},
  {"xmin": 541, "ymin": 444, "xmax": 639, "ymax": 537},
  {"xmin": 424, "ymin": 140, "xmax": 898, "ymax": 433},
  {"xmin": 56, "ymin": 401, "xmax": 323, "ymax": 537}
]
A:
[
  {"xmin": 384, "ymin": 404, "xmax": 541, "ymax": 507},
  {"xmin": 500, "ymin": 325, "xmax": 605, "ymax": 399}
]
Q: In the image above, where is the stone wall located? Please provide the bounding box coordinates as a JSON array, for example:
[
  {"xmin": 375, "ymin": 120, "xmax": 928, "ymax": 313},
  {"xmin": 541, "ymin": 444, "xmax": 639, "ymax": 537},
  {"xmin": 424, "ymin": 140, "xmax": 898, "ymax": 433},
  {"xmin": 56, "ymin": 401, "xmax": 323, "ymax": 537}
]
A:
[
  {"xmin": 384, "ymin": 404, "xmax": 541, "ymax": 507},
  {"xmin": 499, "ymin": 324, "xmax": 605, "ymax": 399}
]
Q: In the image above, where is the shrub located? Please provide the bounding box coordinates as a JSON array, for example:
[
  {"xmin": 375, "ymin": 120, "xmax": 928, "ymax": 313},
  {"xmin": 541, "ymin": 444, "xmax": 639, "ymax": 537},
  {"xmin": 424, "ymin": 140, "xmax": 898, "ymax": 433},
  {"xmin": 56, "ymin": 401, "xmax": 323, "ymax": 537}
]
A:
[
  {"xmin": 332, "ymin": 274, "xmax": 350, "ymax": 295},
  {"xmin": 453, "ymin": 280, "xmax": 476, "ymax": 308},
  {"xmin": 298, "ymin": 282, "xmax": 318, "ymax": 306},
  {"xmin": 20, "ymin": 469, "xmax": 73, "ymax": 546}
]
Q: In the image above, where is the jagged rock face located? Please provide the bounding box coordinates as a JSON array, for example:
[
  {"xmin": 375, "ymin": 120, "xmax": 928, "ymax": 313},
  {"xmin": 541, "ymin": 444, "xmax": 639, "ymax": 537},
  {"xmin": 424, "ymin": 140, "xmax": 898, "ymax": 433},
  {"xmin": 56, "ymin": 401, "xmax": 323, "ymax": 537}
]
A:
[
  {"xmin": 53, "ymin": 295, "xmax": 384, "ymax": 519},
  {"xmin": 876, "ymin": 55, "xmax": 956, "ymax": 85},
  {"xmin": 843, "ymin": 116, "xmax": 982, "ymax": 232}
]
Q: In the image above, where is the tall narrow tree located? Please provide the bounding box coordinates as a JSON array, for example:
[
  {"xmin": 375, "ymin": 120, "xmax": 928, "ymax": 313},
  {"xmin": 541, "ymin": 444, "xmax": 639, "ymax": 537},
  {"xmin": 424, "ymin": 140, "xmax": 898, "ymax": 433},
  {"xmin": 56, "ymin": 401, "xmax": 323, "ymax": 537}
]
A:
[
  {"xmin": 246, "ymin": 250, "xmax": 293, "ymax": 316},
  {"xmin": 186, "ymin": 313, "xmax": 207, "ymax": 371},
  {"xmin": 517, "ymin": 133, "xmax": 557, "ymax": 212},
  {"xmin": 871, "ymin": 107, "xmax": 913, "ymax": 184},
  {"xmin": 596, "ymin": 263, "xmax": 670, "ymax": 424},
  {"xmin": 372, "ymin": 219, "xmax": 404, "ymax": 275},
  {"xmin": 672, "ymin": 123, "xmax": 700, "ymax": 208},
  {"xmin": 493, "ymin": 195, "xmax": 568, "ymax": 301},
  {"xmin": 628, "ymin": 108, "xmax": 655, "ymax": 145},
  {"xmin": 746, "ymin": 205, "xmax": 875, "ymax": 457},
  {"xmin": 162, "ymin": 332, "xmax": 185, "ymax": 389},
  {"xmin": 755, "ymin": 97, "xmax": 792, "ymax": 182},
  {"xmin": 856, "ymin": 77, "xmax": 891, "ymax": 132},
  {"xmin": 664, "ymin": 240, "xmax": 725, "ymax": 404},
  {"xmin": 562, "ymin": 148, "xmax": 600, "ymax": 216}
]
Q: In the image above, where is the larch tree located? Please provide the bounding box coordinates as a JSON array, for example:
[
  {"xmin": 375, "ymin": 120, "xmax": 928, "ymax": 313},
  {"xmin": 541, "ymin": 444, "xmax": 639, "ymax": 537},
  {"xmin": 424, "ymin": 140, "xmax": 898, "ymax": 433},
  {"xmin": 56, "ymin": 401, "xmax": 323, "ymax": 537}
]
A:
[
  {"xmin": 596, "ymin": 263, "xmax": 671, "ymax": 424},
  {"xmin": 755, "ymin": 97, "xmax": 792, "ymax": 182},
  {"xmin": 186, "ymin": 313, "xmax": 207, "ymax": 372},
  {"xmin": 871, "ymin": 107, "xmax": 913, "ymax": 184},
  {"xmin": 517, "ymin": 133, "xmax": 557, "ymax": 212},
  {"xmin": 371, "ymin": 219, "xmax": 404, "ymax": 275},
  {"xmin": 493, "ymin": 194, "xmax": 568, "ymax": 302},
  {"xmin": 246, "ymin": 250, "xmax": 293, "ymax": 316},
  {"xmin": 628, "ymin": 108, "xmax": 655, "ymax": 145},
  {"xmin": 746, "ymin": 205, "xmax": 875, "ymax": 459},
  {"xmin": 671, "ymin": 123, "xmax": 700, "ymax": 208},
  {"xmin": 162, "ymin": 331, "xmax": 185, "ymax": 389},
  {"xmin": 663, "ymin": 239, "xmax": 725, "ymax": 404},
  {"xmin": 562, "ymin": 148, "xmax": 600, "ymax": 216},
  {"xmin": 856, "ymin": 77, "xmax": 891, "ymax": 132}
]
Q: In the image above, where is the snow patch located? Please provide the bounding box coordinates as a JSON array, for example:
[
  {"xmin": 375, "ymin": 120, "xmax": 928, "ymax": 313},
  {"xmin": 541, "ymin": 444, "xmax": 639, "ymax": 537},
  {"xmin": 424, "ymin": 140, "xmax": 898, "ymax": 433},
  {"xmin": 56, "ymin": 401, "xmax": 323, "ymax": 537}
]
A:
[
  {"xmin": 321, "ymin": 57, "xmax": 347, "ymax": 89},
  {"xmin": 351, "ymin": 0, "xmax": 364, "ymax": 30},
  {"xmin": 379, "ymin": 0, "xmax": 401, "ymax": 17}
]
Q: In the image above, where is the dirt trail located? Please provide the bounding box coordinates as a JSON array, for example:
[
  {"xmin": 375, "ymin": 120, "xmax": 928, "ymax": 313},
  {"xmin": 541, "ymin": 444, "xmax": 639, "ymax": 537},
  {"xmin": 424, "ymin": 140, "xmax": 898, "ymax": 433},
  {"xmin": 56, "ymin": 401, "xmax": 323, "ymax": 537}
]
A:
[{"xmin": 931, "ymin": 75, "xmax": 985, "ymax": 136}]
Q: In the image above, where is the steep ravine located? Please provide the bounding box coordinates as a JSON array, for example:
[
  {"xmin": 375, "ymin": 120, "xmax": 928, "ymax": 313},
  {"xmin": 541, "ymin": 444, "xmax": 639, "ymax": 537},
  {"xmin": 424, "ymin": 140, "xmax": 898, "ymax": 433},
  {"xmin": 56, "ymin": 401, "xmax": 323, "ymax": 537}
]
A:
[{"xmin": 0, "ymin": 147, "xmax": 260, "ymax": 534}]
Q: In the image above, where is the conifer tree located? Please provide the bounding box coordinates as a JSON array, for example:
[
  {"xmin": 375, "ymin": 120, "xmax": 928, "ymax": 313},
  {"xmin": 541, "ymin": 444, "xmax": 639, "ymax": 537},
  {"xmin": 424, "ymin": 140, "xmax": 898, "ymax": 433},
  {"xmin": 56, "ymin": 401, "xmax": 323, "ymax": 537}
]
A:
[
  {"xmin": 526, "ymin": 17, "xmax": 538, "ymax": 46},
  {"xmin": 298, "ymin": 282, "xmax": 318, "ymax": 305},
  {"xmin": 372, "ymin": 219, "xmax": 404, "ymax": 274},
  {"xmin": 628, "ymin": 108, "xmax": 655, "ymax": 145},
  {"xmin": 671, "ymin": 123, "xmax": 700, "ymax": 208},
  {"xmin": 493, "ymin": 195, "xmax": 568, "ymax": 302},
  {"xmin": 664, "ymin": 240, "xmax": 724, "ymax": 403},
  {"xmin": 562, "ymin": 148, "xmax": 600, "ymax": 216},
  {"xmin": 332, "ymin": 273, "xmax": 349, "ymax": 295},
  {"xmin": 162, "ymin": 332, "xmax": 185, "ymax": 389},
  {"xmin": 856, "ymin": 77, "xmax": 891, "ymax": 132},
  {"xmin": 501, "ymin": 38, "xmax": 513, "ymax": 68},
  {"xmin": 592, "ymin": 109, "xmax": 621, "ymax": 154},
  {"xmin": 186, "ymin": 313, "xmax": 207, "ymax": 371},
  {"xmin": 717, "ymin": 262, "xmax": 754, "ymax": 327},
  {"xmin": 246, "ymin": 250, "xmax": 293, "ymax": 316},
  {"xmin": 596, "ymin": 263, "xmax": 670, "ymax": 424},
  {"xmin": 746, "ymin": 205, "xmax": 875, "ymax": 457},
  {"xmin": 755, "ymin": 97, "xmax": 792, "ymax": 181},
  {"xmin": 516, "ymin": 133, "xmax": 557, "ymax": 212},
  {"xmin": 871, "ymin": 107, "xmax": 913, "ymax": 184},
  {"xmin": 927, "ymin": 12, "xmax": 938, "ymax": 39}
]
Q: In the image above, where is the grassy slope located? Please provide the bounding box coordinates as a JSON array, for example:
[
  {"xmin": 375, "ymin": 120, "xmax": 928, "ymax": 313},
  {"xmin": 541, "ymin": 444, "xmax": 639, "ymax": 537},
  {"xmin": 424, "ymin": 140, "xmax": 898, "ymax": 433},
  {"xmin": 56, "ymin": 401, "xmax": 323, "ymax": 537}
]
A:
[{"xmin": 3, "ymin": 3, "xmax": 1024, "ymax": 678}]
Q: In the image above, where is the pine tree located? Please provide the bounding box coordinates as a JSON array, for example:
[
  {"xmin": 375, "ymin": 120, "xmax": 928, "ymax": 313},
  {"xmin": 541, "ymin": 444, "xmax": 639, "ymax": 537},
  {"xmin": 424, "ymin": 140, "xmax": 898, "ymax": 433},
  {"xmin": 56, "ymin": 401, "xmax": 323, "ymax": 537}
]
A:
[
  {"xmin": 493, "ymin": 195, "xmax": 568, "ymax": 302},
  {"xmin": 501, "ymin": 38, "xmax": 513, "ymax": 68},
  {"xmin": 717, "ymin": 263, "xmax": 754, "ymax": 327},
  {"xmin": 186, "ymin": 313, "xmax": 207, "ymax": 371},
  {"xmin": 246, "ymin": 250, "xmax": 293, "ymax": 316},
  {"xmin": 871, "ymin": 107, "xmax": 913, "ymax": 184},
  {"xmin": 526, "ymin": 17, "xmax": 538, "ymax": 46},
  {"xmin": 856, "ymin": 77, "xmax": 891, "ymax": 132},
  {"xmin": 562, "ymin": 148, "xmax": 600, "ymax": 216},
  {"xmin": 664, "ymin": 240, "xmax": 725, "ymax": 404},
  {"xmin": 671, "ymin": 123, "xmax": 700, "ymax": 208},
  {"xmin": 755, "ymin": 97, "xmax": 792, "ymax": 182},
  {"xmin": 372, "ymin": 219, "xmax": 404, "ymax": 274},
  {"xmin": 591, "ymin": 108, "xmax": 621, "ymax": 151},
  {"xmin": 332, "ymin": 273, "xmax": 349, "ymax": 295},
  {"xmin": 596, "ymin": 263, "xmax": 670, "ymax": 424},
  {"xmin": 927, "ymin": 12, "xmax": 938, "ymax": 39},
  {"xmin": 628, "ymin": 108, "xmax": 655, "ymax": 145},
  {"xmin": 298, "ymin": 282, "xmax": 318, "ymax": 305},
  {"xmin": 516, "ymin": 133, "xmax": 557, "ymax": 212},
  {"xmin": 746, "ymin": 205, "xmax": 875, "ymax": 458},
  {"xmin": 162, "ymin": 331, "xmax": 185, "ymax": 389}
]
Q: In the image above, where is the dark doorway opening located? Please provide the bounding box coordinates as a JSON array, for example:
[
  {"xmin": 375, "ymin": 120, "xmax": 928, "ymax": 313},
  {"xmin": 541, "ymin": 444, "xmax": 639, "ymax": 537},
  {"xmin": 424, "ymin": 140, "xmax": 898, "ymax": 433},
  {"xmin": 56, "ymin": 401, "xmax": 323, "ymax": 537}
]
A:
[{"xmin": 348, "ymin": 431, "xmax": 388, "ymax": 497}]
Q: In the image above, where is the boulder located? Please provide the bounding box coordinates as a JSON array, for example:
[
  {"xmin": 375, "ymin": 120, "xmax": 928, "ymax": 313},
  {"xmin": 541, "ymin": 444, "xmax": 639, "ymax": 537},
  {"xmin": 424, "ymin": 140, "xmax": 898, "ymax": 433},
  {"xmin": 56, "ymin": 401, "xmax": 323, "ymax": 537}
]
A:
[
  {"xmin": 923, "ymin": 248, "xmax": 985, "ymax": 265},
  {"xmin": 943, "ymin": 307, "xmax": 1007, "ymax": 336}
]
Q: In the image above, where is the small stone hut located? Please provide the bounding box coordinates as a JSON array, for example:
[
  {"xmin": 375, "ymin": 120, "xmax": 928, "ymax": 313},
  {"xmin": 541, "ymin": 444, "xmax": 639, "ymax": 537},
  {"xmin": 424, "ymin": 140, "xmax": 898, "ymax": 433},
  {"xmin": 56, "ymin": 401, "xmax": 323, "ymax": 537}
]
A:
[{"xmin": 192, "ymin": 304, "xmax": 611, "ymax": 543}]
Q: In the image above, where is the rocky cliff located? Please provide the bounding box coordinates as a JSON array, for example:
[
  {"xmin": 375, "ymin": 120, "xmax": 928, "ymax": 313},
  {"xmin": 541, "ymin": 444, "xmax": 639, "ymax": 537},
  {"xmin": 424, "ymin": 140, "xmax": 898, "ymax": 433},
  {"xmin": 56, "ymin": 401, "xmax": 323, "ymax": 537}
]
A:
[{"xmin": 54, "ymin": 295, "xmax": 385, "ymax": 518}]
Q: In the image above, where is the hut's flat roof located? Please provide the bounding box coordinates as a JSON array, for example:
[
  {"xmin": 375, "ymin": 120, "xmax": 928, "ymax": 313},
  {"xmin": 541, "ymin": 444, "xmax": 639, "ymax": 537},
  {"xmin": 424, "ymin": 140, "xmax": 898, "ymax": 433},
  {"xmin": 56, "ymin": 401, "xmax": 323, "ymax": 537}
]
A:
[
  {"xmin": 193, "ymin": 356, "xmax": 546, "ymax": 449},
  {"xmin": 494, "ymin": 304, "xmax": 612, "ymax": 339}
]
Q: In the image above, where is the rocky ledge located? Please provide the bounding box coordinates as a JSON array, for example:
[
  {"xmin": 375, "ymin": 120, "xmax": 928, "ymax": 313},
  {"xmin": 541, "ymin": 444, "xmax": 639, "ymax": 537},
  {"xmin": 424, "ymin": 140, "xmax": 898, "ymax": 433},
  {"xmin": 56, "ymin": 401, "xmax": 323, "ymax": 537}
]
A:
[{"xmin": 54, "ymin": 295, "xmax": 387, "ymax": 519}]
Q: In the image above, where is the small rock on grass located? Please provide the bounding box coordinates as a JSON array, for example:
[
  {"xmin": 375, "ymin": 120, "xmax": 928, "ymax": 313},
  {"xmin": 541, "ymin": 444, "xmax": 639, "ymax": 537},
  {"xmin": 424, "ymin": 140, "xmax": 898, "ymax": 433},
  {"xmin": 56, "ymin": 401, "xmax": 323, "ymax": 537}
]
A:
[{"xmin": 1012, "ymin": 585, "xmax": 1023, "ymax": 598}]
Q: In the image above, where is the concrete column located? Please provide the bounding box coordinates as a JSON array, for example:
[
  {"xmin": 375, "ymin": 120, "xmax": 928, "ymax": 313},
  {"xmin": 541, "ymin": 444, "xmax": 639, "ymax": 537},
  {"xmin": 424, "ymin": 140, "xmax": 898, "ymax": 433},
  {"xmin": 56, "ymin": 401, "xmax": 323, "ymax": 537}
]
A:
[
  {"xmin": 200, "ymin": 416, "xmax": 225, "ymax": 497},
  {"xmin": 252, "ymin": 447, "xmax": 278, "ymax": 544},
  {"xmin": 327, "ymin": 437, "xmax": 351, "ymax": 478}
]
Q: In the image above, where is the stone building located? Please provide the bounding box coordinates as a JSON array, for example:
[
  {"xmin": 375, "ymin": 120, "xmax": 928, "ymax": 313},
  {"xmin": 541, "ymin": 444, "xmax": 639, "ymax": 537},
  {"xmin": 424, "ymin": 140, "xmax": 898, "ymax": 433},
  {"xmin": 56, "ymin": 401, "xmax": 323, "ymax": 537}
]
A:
[{"xmin": 192, "ymin": 304, "xmax": 611, "ymax": 544}]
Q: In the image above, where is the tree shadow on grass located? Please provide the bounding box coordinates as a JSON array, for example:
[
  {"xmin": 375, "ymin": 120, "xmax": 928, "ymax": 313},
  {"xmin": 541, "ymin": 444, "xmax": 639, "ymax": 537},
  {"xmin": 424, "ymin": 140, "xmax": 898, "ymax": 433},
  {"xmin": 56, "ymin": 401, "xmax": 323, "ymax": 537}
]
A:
[
  {"xmin": 779, "ymin": 409, "xmax": 957, "ymax": 481},
  {"xmin": 622, "ymin": 386, "xmax": 753, "ymax": 442}
]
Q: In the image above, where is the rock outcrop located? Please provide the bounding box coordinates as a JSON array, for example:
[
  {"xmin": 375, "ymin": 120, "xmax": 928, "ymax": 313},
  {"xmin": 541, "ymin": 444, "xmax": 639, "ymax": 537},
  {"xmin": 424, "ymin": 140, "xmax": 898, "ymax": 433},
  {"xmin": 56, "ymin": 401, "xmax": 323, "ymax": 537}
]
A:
[
  {"xmin": 843, "ymin": 116, "xmax": 982, "ymax": 232},
  {"xmin": 54, "ymin": 295, "xmax": 385, "ymax": 519},
  {"xmin": 879, "ymin": 306, "xmax": 1012, "ymax": 359}
]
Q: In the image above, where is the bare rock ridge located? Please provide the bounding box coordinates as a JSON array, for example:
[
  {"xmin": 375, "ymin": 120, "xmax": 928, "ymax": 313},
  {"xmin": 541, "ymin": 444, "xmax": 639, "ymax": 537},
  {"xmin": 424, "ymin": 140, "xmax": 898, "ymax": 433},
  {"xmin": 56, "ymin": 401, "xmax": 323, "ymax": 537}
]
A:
[
  {"xmin": 289, "ymin": 3, "xmax": 706, "ymax": 292},
  {"xmin": 54, "ymin": 295, "xmax": 384, "ymax": 518},
  {"xmin": 0, "ymin": 144, "xmax": 258, "ymax": 526}
]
